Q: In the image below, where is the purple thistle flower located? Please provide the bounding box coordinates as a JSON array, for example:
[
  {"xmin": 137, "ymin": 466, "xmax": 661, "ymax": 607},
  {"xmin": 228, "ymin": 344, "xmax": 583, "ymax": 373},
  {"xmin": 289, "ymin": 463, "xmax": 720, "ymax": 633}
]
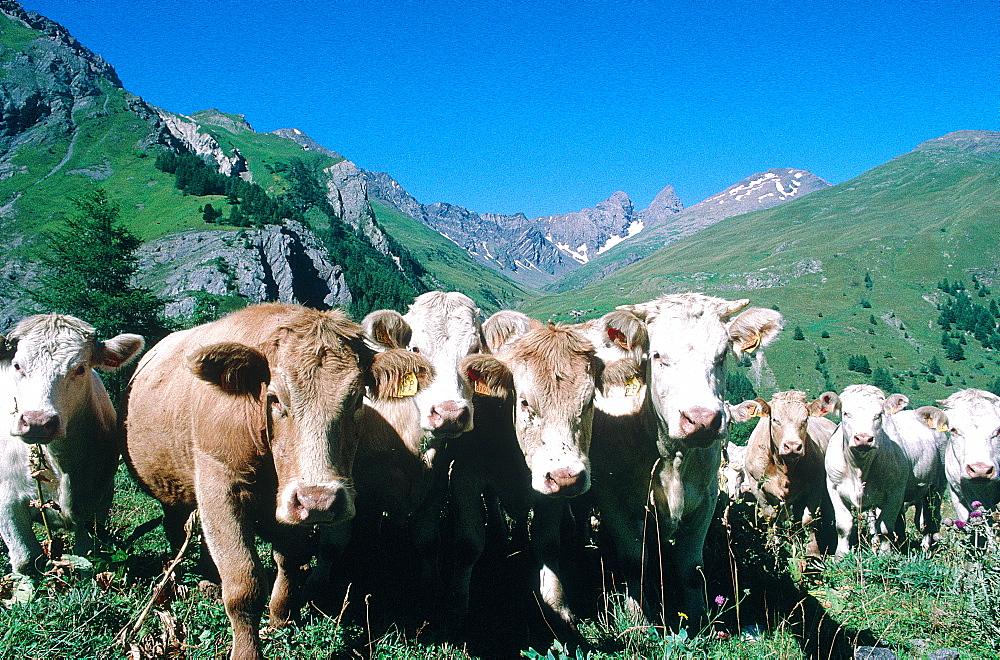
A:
[
  {"xmin": 955, "ymin": 519, "xmax": 967, "ymax": 529},
  {"xmin": 714, "ymin": 595, "xmax": 726, "ymax": 607},
  {"xmin": 970, "ymin": 510, "xmax": 984, "ymax": 518},
  {"xmin": 971, "ymin": 501, "xmax": 983, "ymax": 510}
]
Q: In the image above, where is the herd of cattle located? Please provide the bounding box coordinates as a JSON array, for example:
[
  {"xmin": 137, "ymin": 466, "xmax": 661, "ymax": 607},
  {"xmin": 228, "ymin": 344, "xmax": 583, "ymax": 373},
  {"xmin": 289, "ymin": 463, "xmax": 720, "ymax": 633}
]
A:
[{"xmin": 1, "ymin": 291, "xmax": 999, "ymax": 660}]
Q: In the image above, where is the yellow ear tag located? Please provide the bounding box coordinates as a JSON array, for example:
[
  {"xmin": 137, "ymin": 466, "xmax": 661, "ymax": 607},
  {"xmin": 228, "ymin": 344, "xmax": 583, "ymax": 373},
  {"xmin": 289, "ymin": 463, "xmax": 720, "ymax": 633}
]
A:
[
  {"xmin": 374, "ymin": 327, "xmax": 391, "ymax": 346},
  {"xmin": 624, "ymin": 375, "xmax": 641, "ymax": 397},
  {"xmin": 396, "ymin": 372, "xmax": 418, "ymax": 397},
  {"xmin": 742, "ymin": 333, "xmax": 761, "ymax": 354},
  {"xmin": 475, "ymin": 379, "xmax": 492, "ymax": 396},
  {"xmin": 937, "ymin": 424, "xmax": 949, "ymax": 433},
  {"xmin": 750, "ymin": 405, "xmax": 765, "ymax": 418}
]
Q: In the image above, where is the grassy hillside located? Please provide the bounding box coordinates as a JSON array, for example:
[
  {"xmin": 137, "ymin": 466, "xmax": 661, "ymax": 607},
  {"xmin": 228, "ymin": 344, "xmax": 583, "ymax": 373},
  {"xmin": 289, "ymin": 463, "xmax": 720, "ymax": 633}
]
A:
[
  {"xmin": 371, "ymin": 198, "xmax": 536, "ymax": 313},
  {"xmin": 525, "ymin": 131, "xmax": 1000, "ymax": 404}
]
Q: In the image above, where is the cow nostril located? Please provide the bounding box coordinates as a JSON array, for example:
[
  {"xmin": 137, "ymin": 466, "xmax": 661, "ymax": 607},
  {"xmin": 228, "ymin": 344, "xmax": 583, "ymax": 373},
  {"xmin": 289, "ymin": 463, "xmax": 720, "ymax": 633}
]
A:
[{"xmin": 967, "ymin": 462, "xmax": 997, "ymax": 480}]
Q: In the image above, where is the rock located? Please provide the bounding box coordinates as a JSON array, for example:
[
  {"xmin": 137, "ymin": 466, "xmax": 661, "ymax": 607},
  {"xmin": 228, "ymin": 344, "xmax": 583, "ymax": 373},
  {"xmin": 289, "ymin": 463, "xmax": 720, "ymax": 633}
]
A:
[
  {"xmin": 854, "ymin": 647, "xmax": 897, "ymax": 660},
  {"xmin": 157, "ymin": 111, "xmax": 251, "ymax": 180},
  {"xmin": 926, "ymin": 650, "xmax": 960, "ymax": 660}
]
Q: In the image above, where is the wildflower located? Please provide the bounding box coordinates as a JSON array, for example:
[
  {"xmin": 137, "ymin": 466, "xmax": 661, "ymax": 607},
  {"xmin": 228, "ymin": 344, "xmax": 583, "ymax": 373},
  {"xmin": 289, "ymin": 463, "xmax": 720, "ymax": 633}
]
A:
[
  {"xmin": 714, "ymin": 595, "xmax": 726, "ymax": 607},
  {"xmin": 942, "ymin": 517, "xmax": 954, "ymax": 527},
  {"xmin": 971, "ymin": 500, "xmax": 983, "ymax": 509},
  {"xmin": 955, "ymin": 519, "xmax": 967, "ymax": 529},
  {"xmin": 970, "ymin": 510, "xmax": 984, "ymax": 519},
  {"xmin": 677, "ymin": 612, "xmax": 688, "ymax": 620}
]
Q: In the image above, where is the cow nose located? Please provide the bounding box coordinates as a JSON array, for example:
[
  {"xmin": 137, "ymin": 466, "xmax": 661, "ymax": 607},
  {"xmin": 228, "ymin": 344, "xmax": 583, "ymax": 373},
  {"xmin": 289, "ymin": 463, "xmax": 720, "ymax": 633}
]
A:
[
  {"xmin": 852, "ymin": 433, "xmax": 874, "ymax": 448},
  {"xmin": 966, "ymin": 462, "xmax": 997, "ymax": 480},
  {"xmin": 678, "ymin": 407, "xmax": 723, "ymax": 444},
  {"xmin": 428, "ymin": 400, "xmax": 471, "ymax": 435},
  {"xmin": 542, "ymin": 467, "xmax": 588, "ymax": 497},
  {"xmin": 16, "ymin": 411, "xmax": 60, "ymax": 439},
  {"xmin": 781, "ymin": 439, "xmax": 804, "ymax": 456},
  {"xmin": 290, "ymin": 484, "xmax": 353, "ymax": 524}
]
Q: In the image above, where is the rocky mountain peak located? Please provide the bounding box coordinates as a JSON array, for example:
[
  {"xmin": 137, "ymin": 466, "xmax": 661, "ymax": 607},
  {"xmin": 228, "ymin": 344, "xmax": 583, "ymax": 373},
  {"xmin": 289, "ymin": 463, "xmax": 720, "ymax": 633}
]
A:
[
  {"xmin": 271, "ymin": 128, "xmax": 344, "ymax": 159},
  {"xmin": 189, "ymin": 109, "xmax": 254, "ymax": 134},
  {"xmin": 637, "ymin": 184, "xmax": 684, "ymax": 228}
]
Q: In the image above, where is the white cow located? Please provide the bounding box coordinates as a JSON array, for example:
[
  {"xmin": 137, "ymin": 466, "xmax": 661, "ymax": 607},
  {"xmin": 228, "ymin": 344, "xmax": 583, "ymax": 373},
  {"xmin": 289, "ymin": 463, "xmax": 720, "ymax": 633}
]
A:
[
  {"xmin": 826, "ymin": 386, "xmax": 947, "ymax": 555},
  {"xmin": 938, "ymin": 388, "xmax": 1000, "ymax": 522},
  {"xmin": 590, "ymin": 293, "xmax": 783, "ymax": 621},
  {"xmin": 0, "ymin": 314, "xmax": 143, "ymax": 573}
]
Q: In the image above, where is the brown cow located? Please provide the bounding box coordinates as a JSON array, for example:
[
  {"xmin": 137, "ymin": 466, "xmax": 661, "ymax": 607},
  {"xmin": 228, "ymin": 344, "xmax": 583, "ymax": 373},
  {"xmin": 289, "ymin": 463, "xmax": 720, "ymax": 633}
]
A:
[
  {"xmin": 729, "ymin": 390, "xmax": 837, "ymax": 557},
  {"xmin": 124, "ymin": 303, "xmax": 430, "ymax": 660}
]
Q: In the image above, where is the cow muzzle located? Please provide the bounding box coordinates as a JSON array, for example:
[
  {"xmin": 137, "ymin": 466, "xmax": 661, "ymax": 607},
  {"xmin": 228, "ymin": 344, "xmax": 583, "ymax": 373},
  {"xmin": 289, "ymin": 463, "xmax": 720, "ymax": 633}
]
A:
[
  {"xmin": 428, "ymin": 400, "xmax": 472, "ymax": 437},
  {"xmin": 677, "ymin": 407, "xmax": 723, "ymax": 447},
  {"xmin": 966, "ymin": 462, "xmax": 997, "ymax": 481},
  {"xmin": 851, "ymin": 433, "xmax": 875, "ymax": 452},
  {"xmin": 13, "ymin": 411, "xmax": 61, "ymax": 441},
  {"xmin": 779, "ymin": 438, "xmax": 804, "ymax": 458},
  {"xmin": 286, "ymin": 482, "xmax": 355, "ymax": 525},
  {"xmin": 540, "ymin": 466, "xmax": 590, "ymax": 498}
]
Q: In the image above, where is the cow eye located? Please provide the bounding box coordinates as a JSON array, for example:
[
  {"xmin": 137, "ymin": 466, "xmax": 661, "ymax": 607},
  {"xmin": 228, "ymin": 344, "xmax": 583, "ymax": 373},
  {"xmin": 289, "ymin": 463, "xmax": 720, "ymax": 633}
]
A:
[
  {"xmin": 843, "ymin": 412, "xmax": 852, "ymax": 419},
  {"xmin": 268, "ymin": 393, "xmax": 285, "ymax": 416},
  {"xmin": 74, "ymin": 365, "xmax": 87, "ymax": 377},
  {"xmin": 12, "ymin": 362, "xmax": 21, "ymax": 373},
  {"xmin": 519, "ymin": 397, "xmax": 532, "ymax": 413},
  {"xmin": 410, "ymin": 346, "xmax": 420, "ymax": 354}
]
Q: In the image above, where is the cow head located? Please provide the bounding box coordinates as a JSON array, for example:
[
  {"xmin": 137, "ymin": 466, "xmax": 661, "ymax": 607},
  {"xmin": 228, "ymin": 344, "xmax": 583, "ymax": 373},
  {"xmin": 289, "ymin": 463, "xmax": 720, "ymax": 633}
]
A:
[
  {"xmin": 835, "ymin": 385, "xmax": 907, "ymax": 459},
  {"xmin": 619, "ymin": 293, "xmax": 782, "ymax": 449},
  {"xmin": 939, "ymin": 389, "xmax": 1000, "ymax": 498},
  {"xmin": 1, "ymin": 314, "xmax": 143, "ymax": 442},
  {"xmin": 731, "ymin": 390, "xmax": 838, "ymax": 460},
  {"xmin": 190, "ymin": 310, "xmax": 430, "ymax": 527},
  {"xmin": 463, "ymin": 313, "xmax": 609, "ymax": 497},
  {"xmin": 367, "ymin": 292, "xmax": 483, "ymax": 438}
]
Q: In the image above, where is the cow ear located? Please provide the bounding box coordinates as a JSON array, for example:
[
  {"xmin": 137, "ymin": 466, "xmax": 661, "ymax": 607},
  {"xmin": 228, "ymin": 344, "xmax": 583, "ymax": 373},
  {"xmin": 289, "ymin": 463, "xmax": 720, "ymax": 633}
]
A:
[
  {"xmin": 915, "ymin": 406, "xmax": 949, "ymax": 432},
  {"xmin": 0, "ymin": 334, "xmax": 16, "ymax": 364},
  {"xmin": 598, "ymin": 310, "xmax": 648, "ymax": 361},
  {"xmin": 728, "ymin": 307, "xmax": 784, "ymax": 357},
  {"xmin": 362, "ymin": 310, "xmax": 411, "ymax": 351},
  {"xmin": 482, "ymin": 310, "xmax": 532, "ymax": 353},
  {"xmin": 94, "ymin": 333, "xmax": 145, "ymax": 372},
  {"xmin": 597, "ymin": 357, "xmax": 644, "ymax": 397},
  {"xmin": 190, "ymin": 342, "xmax": 270, "ymax": 395},
  {"xmin": 883, "ymin": 393, "xmax": 909, "ymax": 415},
  {"xmin": 730, "ymin": 399, "xmax": 768, "ymax": 423},
  {"xmin": 809, "ymin": 391, "xmax": 840, "ymax": 417},
  {"xmin": 367, "ymin": 349, "xmax": 434, "ymax": 401},
  {"xmin": 461, "ymin": 354, "xmax": 513, "ymax": 398}
]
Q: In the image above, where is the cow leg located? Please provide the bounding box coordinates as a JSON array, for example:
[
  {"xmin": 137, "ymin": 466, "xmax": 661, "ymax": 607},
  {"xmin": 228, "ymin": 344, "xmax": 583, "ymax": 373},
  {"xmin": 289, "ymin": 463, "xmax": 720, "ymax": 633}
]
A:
[
  {"xmin": 269, "ymin": 528, "xmax": 314, "ymax": 628},
  {"xmin": 874, "ymin": 497, "xmax": 904, "ymax": 554},
  {"xmin": 195, "ymin": 464, "xmax": 265, "ymax": 660},
  {"xmin": 530, "ymin": 496, "xmax": 579, "ymax": 639},
  {"xmin": 306, "ymin": 522, "xmax": 350, "ymax": 602},
  {"xmin": 669, "ymin": 501, "xmax": 713, "ymax": 624},
  {"xmin": 443, "ymin": 481, "xmax": 485, "ymax": 633},
  {"xmin": 0, "ymin": 495, "xmax": 44, "ymax": 575},
  {"xmin": 827, "ymin": 486, "xmax": 854, "ymax": 557}
]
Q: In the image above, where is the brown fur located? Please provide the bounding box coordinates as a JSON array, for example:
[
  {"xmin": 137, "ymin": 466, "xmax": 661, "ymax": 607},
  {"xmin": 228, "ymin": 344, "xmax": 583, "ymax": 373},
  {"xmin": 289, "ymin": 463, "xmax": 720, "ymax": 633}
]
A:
[
  {"xmin": 367, "ymin": 349, "xmax": 435, "ymax": 401},
  {"xmin": 363, "ymin": 309, "xmax": 412, "ymax": 350},
  {"xmin": 482, "ymin": 309, "xmax": 533, "ymax": 352}
]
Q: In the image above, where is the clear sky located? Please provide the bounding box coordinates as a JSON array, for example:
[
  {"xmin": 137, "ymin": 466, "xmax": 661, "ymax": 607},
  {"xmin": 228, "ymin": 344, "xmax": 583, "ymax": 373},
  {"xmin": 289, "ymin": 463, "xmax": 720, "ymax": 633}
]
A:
[{"xmin": 20, "ymin": 0, "xmax": 1000, "ymax": 218}]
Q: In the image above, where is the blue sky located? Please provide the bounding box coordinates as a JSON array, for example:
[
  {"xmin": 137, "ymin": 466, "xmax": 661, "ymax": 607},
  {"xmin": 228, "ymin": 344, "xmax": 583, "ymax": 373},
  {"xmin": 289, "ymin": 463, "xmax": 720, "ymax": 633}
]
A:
[{"xmin": 22, "ymin": 0, "xmax": 1000, "ymax": 218}]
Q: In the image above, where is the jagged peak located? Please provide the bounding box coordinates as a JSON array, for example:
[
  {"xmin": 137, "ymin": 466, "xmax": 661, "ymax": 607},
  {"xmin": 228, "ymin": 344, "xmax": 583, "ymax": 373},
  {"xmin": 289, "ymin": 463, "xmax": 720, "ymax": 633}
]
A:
[
  {"xmin": 0, "ymin": 0, "xmax": 122, "ymax": 87},
  {"xmin": 189, "ymin": 109, "xmax": 254, "ymax": 133}
]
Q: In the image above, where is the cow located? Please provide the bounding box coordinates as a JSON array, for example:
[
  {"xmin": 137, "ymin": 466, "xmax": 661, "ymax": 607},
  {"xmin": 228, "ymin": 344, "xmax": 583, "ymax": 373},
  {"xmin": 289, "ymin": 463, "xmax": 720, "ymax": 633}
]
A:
[
  {"xmin": 938, "ymin": 388, "xmax": 1000, "ymax": 523},
  {"xmin": 729, "ymin": 391, "xmax": 837, "ymax": 557},
  {"xmin": 825, "ymin": 385, "xmax": 947, "ymax": 555},
  {"xmin": 0, "ymin": 314, "xmax": 143, "ymax": 575},
  {"xmin": 456, "ymin": 311, "xmax": 626, "ymax": 636},
  {"xmin": 587, "ymin": 292, "xmax": 783, "ymax": 622},
  {"xmin": 310, "ymin": 292, "xmax": 482, "ymax": 614},
  {"xmin": 124, "ymin": 303, "xmax": 430, "ymax": 660}
]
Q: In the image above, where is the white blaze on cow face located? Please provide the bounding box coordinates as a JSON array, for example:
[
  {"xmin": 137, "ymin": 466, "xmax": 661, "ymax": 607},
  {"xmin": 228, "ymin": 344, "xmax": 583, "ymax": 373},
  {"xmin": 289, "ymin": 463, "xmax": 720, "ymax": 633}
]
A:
[
  {"xmin": 498, "ymin": 326, "xmax": 597, "ymax": 497},
  {"xmin": 619, "ymin": 294, "xmax": 782, "ymax": 448},
  {"xmin": 939, "ymin": 388, "xmax": 1000, "ymax": 515},
  {"xmin": 403, "ymin": 292, "xmax": 481, "ymax": 438},
  {"xmin": 836, "ymin": 385, "xmax": 907, "ymax": 458},
  {"xmin": 2, "ymin": 315, "xmax": 143, "ymax": 441}
]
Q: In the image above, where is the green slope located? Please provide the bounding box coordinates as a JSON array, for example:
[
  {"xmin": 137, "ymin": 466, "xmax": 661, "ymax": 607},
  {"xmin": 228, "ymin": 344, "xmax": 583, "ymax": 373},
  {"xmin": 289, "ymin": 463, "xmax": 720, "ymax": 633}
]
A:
[
  {"xmin": 371, "ymin": 198, "xmax": 535, "ymax": 313},
  {"xmin": 523, "ymin": 131, "xmax": 1000, "ymax": 404}
]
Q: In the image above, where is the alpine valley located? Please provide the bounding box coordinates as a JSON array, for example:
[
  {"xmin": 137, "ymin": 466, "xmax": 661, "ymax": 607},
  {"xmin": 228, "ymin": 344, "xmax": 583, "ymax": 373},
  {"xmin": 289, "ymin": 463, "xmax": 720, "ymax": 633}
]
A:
[{"xmin": 2, "ymin": 0, "xmax": 999, "ymax": 405}]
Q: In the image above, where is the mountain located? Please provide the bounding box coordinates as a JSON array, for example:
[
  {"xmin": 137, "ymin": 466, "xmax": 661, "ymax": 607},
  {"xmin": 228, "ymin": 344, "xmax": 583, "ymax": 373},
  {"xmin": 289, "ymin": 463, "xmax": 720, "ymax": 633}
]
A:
[
  {"xmin": 0, "ymin": 1, "xmax": 531, "ymax": 325},
  {"xmin": 546, "ymin": 168, "xmax": 829, "ymax": 292},
  {"xmin": 523, "ymin": 131, "xmax": 1000, "ymax": 404}
]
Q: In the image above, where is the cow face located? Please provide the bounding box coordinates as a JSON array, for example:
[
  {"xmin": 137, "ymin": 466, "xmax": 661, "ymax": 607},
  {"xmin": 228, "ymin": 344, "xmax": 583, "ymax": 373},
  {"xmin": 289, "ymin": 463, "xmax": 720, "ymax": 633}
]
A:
[
  {"xmin": 191, "ymin": 313, "xmax": 428, "ymax": 527},
  {"xmin": 939, "ymin": 389, "xmax": 1000, "ymax": 502},
  {"xmin": 401, "ymin": 292, "xmax": 482, "ymax": 438},
  {"xmin": 1, "ymin": 315, "xmax": 143, "ymax": 442},
  {"xmin": 836, "ymin": 385, "xmax": 906, "ymax": 459},
  {"xmin": 733, "ymin": 391, "xmax": 838, "ymax": 460},
  {"xmin": 620, "ymin": 294, "xmax": 782, "ymax": 448},
  {"xmin": 465, "ymin": 319, "xmax": 603, "ymax": 498}
]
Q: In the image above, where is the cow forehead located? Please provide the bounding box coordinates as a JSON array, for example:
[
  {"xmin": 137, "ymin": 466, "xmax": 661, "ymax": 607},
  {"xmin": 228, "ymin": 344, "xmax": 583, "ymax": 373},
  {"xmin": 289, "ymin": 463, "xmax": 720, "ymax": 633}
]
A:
[
  {"xmin": 840, "ymin": 385, "xmax": 884, "ymax": 412},
  {"xmin": 13, "ymin": 327, "xmax": 94, "ymax": 369},
  {"xmin": 405, "ymin": 300, "xmax": 479, "ymax": 350},
  {"xmin": 769, "ymin": 392, "xmax": 809, "ymax": 420},
  {"xmin": 647, "ymin": 309, "xmax": 730, "ymax": 356}
]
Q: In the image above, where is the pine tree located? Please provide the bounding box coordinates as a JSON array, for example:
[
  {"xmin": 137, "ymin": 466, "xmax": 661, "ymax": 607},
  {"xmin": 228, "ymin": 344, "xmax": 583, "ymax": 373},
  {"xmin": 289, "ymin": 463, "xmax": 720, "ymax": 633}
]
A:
[
  {"xmin": 25, "ymin": 187, "xmax": 172, "ymax": 341},
  {"xmin": 792, "ymin": 326, "xmax": 805, "ymax": 340}
]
